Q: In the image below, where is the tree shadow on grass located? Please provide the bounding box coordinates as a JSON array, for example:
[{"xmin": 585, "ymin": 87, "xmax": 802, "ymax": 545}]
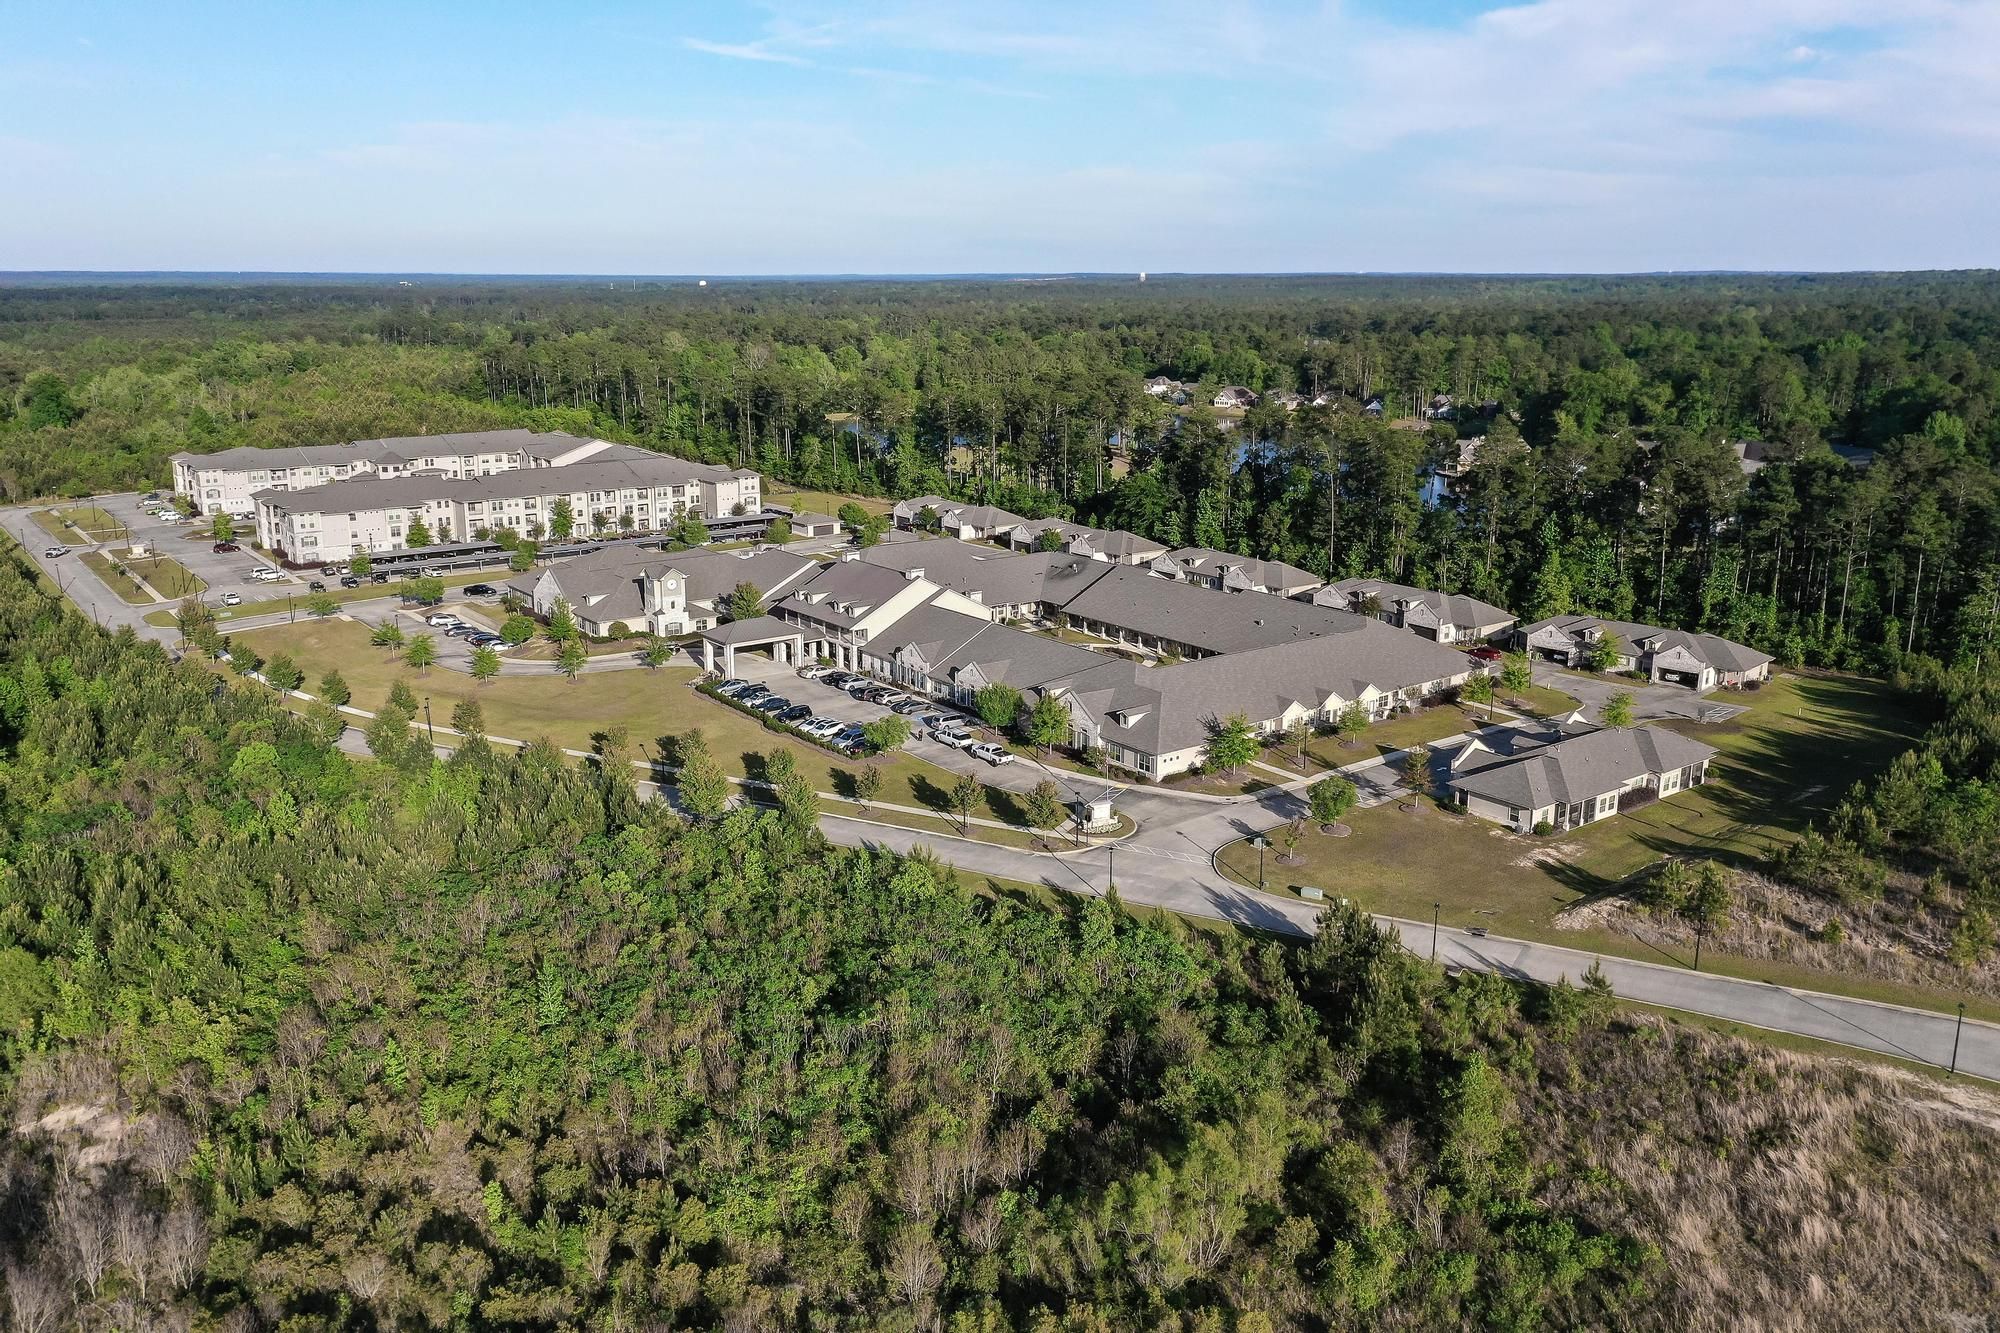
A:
[
  {"xmin": 829, "ymin": 769, "xmax": 860, "ymax": 800},
  {"xmin": 907, "ymin": 772, "xmax": 955, "ymax": 814},
  {"xmin": 983, "ymin": 785, "xmax": 1029, "ymax": 828}
]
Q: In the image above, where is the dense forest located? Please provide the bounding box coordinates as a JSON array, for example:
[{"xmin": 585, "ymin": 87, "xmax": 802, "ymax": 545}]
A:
[
  {"xmin": 4, "ymin": 273, "xmax": 2000, "ymax": 674},
  {"xmin": 3, "ymin": 550, "xmax": 1999, "ymax": 1330}
]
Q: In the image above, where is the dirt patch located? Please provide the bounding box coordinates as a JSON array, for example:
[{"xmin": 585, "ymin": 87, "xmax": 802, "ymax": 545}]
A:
[{"xmin": 1511, "ymin": 839, "xmax": 1581, "ymax": 868}]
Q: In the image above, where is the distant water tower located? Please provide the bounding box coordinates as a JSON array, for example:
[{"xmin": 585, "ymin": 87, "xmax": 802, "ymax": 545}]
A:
[{"xmin": 1139, "ymin": 271, "xmax": 1147, "ymax": 282}]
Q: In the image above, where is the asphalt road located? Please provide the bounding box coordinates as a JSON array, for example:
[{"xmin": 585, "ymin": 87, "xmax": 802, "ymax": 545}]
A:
[{"xmin": 13, "ymin": 494, "xmax": 1996, "ymax": 1083}]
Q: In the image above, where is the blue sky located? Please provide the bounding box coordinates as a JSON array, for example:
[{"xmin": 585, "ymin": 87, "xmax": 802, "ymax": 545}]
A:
[{"xmin": 4, "ymin": 1, "xmax": 1996, "ymax": 273}]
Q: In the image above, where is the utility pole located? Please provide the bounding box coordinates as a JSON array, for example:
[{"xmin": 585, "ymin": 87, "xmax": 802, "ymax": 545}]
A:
[
  {"xmin": 1951, "ymin": 1002, "xmax": 1966, "ymax": 1076},
  {"xmin": 424, "ymin": 697, "xmax": 435, "ymax": 745},
  {"xmin": 1432, "ymin": 902, "xmax": 1441, "ymax": 962},
  {"xmin": 1693, "ymin": 918, "xmax": 1706, "ymax": 973}
]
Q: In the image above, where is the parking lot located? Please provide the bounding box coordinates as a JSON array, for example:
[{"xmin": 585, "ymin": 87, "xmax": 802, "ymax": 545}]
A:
[
  {"xmin": 719, "ymin": 653, "xmax": 1062, "ymax": 782},
  {"xmin": 87, "ymin": 491, "xmax": 302, "ymax": 592}
]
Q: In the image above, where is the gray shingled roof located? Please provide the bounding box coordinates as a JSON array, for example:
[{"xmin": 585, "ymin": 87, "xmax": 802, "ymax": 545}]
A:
[
  {"xmin": 1520, "ymin": 614, "xmax": 1772, "ymax": 674},
  {"xmin": 1007, "ymin": 519, "xmax": 1163, "ymax": 561},
  {"xmin": 1448, "ymin": 725, "xmax": 1716, "ymax": 810},
  {"xmin": 254, "ymin": 454, "xmax": 739, "ymax": 512},
  {"xmin": 859, "ymin": 539, "xmax": 1118, "ymax": 610},
  {"xmin": 1062, "ymin": 567, "xmax": 1385, "ymax": 654},
  {"xmin": 506, "ymin": 545, "xmax": 819, "ymax": 624},
  {"xmin": 1322, "ymin": 577, "xmax": 1514, "ymax": 629},
  {"xmin": 779, "ymin": 559, "xmax": 922, "ymax": 628},
  {"xmin": 1160, "ymin": 547, "xmax": 1322, "ymax": 592},
  {"xmin": 1038, "ymin": 617, "xmax": 1471, "ymax": 756},
  {"xmin": 174, "ymin": 429, "xmax": 600, "ymax": 471}
]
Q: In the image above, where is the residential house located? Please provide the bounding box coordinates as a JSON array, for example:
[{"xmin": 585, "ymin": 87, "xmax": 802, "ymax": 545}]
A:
[
  {"xmin": 1314, "ymin": 578, "xmax": 1515, "ymax": 644},
  {"xmin": 890, "ymin": 495, "xmax": 1028, "ymax": 542},
  {"xmin": 1265, "ymin": 391, "xmax": 1304, "ymax": 412},
  {"xmin": 1005, "ymin": 519, "xmax": 1166, "ymax": 565},
  {"xmin": 1211, "ymin": 386, "xmax": 1258, "ymax": 409},
  {"xmin": 1445, "ymin": 723, "xmax": 1717, "ymax": 832},
  {"xmin": 1516, "ymin": 615, "xmax": 1773, "ymax": 689},
  {"xmin": 1150, "ymin": 547, "xmax": 1322, "ymax": 598}
]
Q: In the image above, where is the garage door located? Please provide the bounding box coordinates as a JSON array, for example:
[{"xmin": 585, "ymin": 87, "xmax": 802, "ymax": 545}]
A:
[{"xmin": 1658, "ymin": 668, "xmax": 1700, "ymax": 688}]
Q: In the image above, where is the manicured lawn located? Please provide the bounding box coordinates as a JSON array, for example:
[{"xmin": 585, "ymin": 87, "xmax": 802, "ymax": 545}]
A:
[
  {"xmin": 234, "ymin": 617, "xmax": 1039, "ymax": 839},
  {"xmin": 1500, "ymin": 682, "xmax": 1583, "ymax": 717},
  {"xmin": 125, "ymin": 554, "xmax": 205, "ymax": 598},
  {"xmin": 1218, "ymin": 671, "xmax": 1969, "ymax": 1012},
  {"xmin": 30, "ymin": 510, "xmax": 75, "ymax": 542},
  {"xmin": 1292, "ymin": 703, "xmax": 1492, "ymax": 772},
  {"xmin": 57, "ymin": 506, "xmax": 131, "ymax": 542},
  {"xmin": 79, "ymin": 551, "xmax": 153, "ymax": 603}
]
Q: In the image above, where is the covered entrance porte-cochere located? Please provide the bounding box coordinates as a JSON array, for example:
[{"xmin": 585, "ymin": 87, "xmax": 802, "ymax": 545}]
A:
[{"xmin": 696, "ymin": 616, "xmax": 807, "ymax": 676}]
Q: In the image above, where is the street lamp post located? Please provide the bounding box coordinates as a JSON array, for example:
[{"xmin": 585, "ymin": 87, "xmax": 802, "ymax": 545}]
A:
[
  {"xmin": 1693, "ymin": 918, "xmax": 1706, "ymax": 972},
  {"xmin": 424, "ymin": 697, "xmax": 435, "ymax": 745},
  {"xmin": 1951, "ymin": 1001, "xmax": 1966, "ymax": 1076},
  {"xmin": 1107, "ymin": 841, "xmax": 1114, "ymax": 892},
  {"xmin": 1432, "ymin": 902, "xmax": 1441, "ymax": 962},
  {"xmin": 1253, "ymin": 835, "xmax": 1268, "ymax": 890}
]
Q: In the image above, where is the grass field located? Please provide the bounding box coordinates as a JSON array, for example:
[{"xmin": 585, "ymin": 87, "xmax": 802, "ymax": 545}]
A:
[
  {"xmin": 762, "ymin": 483, "xmax": 893, "ymax": 519},
  {"xmin": 236, "ymin": 617, "xmax": 1049, "ymax": 841},
  {"xmin": 29, "ymin": 510, "xmax": 75, "ymax": 543},
  {"xmin": 124, "ymin": 554, "xmax": 205, "ymax": 598},
  {"xmin": 1217, "ymin": 670, "xmax": 1977, "ymax": 1014},
  {"xmin": 56, "ymin": 506, "xmax": 131, "ymax": 542},
  {"xmin": 78, "ymin": 551, "xmax": 153, "ymax": 603}
]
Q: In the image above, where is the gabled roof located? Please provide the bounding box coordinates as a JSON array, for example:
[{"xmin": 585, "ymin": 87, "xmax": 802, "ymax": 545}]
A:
[
  {"xmin": 1519, "ymin": 615, "xmax": 1772, "ymax": 674},
  {"xmin": 859, "ymin": 539, "xmax": 1117, "ymax": 609},
  {"xmin": 174, "ymin": 429, "xmax": 604, "ymax": 472},
  {"xmin": 779, "ymin": 559, "xmax": 920, "ymax": 627},
  {"xmin": 503, "ymin": 544, "xmax": 819, "ymax": 625},
  {"xmin": 1040, "ymin": 617, "xmax": 1471, "ymax": 757},
  {"xmin": 1159, "ymin": 547, "xmax": 1322, "ymax": 593},
  {"xmin": 1321, "ymin": 577, "xmax": 1514, "ymax": 629},
  {"xmin": 254, "ymin": 453, "xmax": 738, "ymax": 512},
  {"xmin": 1007, "ymin": 519, "xmax": 1164, "ymax": 562},
  {"xmin": 1062, "ymin": 567, "xmax": 1388, "ymax": 655},
  {"xmin": 1447, "ymin": 725, "xmax": 1716, "ymax": 810}
]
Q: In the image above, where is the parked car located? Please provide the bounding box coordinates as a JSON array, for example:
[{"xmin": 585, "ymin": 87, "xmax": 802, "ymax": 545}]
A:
[
  {"xmin": 42, "ymin": 545, "xmax": 65, "ymax": 558},
  {"xmin": 370, "ymin": 571, "xmax": 390, "ymax": 583},
  {"xmin": 209, "ymin": 541, "xmax": 240, "ymax": 553},
  {"xmin": 797, "ymin": 663, "xmax": 834, "ymax": 680},
  {"xmin": 444, "ymin": 624, "xmax": 479, "ymax": 638},
  {"xmin": 464, "ymin": 584, "xmax": 497, "ymax": 597},
  {"xmin": 250, "ymin": 567, "xmax": 284, "ymax": 582},
  {"xmin": 777, "ymin": 704, "xmax": 813, "ymax": 723},
  {"xmin": 968, "ymin": 742, "xmax": 1014, "ymax": 766},
  {"xmin": 824, "ymin": 672, "xmax": 860, "ymax": 689},
  {"xmin": 752, "ymin": 694, "xmax": 791, "ymax": 714},
  {"xmin": 798, "ymin": 717, "xmax": 843, "ymax": 739},
  {"xmin": 340, "ymin": 575, "xmax": 361, "ymax": 588},
  {"xmin": 1466, "ymin": 645, "xmax": 1504, "ymax": 662},
  {"xmin": 219, "ymin": 591, "xmax": 243, "ymax": 607},
  {"xmin": 425, "ymin": 612, "xmax": 460, "ymax": 628},
  {"xmin": 320, "ymin": 565, "xmax": 339, "ymax": 576},
  {"xmin": 307, "ymin": 580, "xmax": 326, "ymax": 592},
  {"xmin": 714, "ymin": 678, "xmax": 752, "ymax": 695},
  {"xmin": 143, "ymin": 491, "xmax": 160, "ymax": 502},
  {"xmin": 932, "ymin": 726, "xmax": 976, "ymax": 750},
  {"xmin": 890, "ymin": 697, "xmax": 930, "ymax": 716}
]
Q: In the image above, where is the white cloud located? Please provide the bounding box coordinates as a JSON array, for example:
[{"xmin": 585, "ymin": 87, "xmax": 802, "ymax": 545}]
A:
[{"xmin": 681, "ymin": 37, "xmax": 813, "ymax": 66}]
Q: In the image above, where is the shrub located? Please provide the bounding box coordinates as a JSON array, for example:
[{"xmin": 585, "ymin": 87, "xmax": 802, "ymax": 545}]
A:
[{"xmin": 1533, "ymin": 820, "xmax": 1556, "ymax": 836}]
